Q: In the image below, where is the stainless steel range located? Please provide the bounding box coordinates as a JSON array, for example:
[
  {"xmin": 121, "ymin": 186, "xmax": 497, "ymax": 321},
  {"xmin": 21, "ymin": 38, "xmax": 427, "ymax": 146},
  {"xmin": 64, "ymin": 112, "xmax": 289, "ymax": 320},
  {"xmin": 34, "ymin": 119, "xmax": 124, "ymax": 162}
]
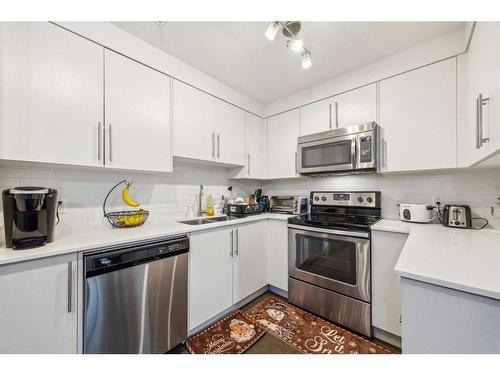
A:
[{"xmin": 287, "ymin": 191, "xmax": 381, "ymax": 337}]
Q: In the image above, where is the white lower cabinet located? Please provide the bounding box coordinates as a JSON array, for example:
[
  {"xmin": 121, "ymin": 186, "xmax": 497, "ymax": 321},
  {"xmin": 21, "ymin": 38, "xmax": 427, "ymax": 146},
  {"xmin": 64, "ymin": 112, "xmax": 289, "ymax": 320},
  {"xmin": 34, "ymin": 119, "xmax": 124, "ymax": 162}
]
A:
[
  {"xmin": 188, "ymin": 227, "xmax": 234, "ymax": 331},
  {"xmin": 189, "ymin": 220, "xmax": 276, "ymax": 330},
  {"xmin": 267, "ymin": 220, "xmax": 289, "ymax": 291},
  {"xmin": 0, "ymin": 253, "xmax": 78, "ymax": 353},
  {"xmin": 233, "ymin": 221, "xmax": 268, "ymax": 303},
  {"xmin": 371, "ymin": 230, "xmax": 408, "ymax": 343},
  {"xmin": 401, "ymin": 278, "xmax": 500, "ymax": 353}
]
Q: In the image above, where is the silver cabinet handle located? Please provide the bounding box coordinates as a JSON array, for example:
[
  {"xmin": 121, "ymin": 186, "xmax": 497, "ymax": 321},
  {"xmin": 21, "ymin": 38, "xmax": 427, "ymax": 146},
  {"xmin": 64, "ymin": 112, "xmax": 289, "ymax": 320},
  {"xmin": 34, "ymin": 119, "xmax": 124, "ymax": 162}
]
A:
[
  {"xmin": 295, "ymin": 151, "xmax": 298, "ymax": 174},
  {"xmin": 335, "ymin": 102, "xmax": 339, "ymax": 128},
  {"xmin": 217, "ymin": 133, "xmax": 220, "ymax": 158},
  {"xmin": 247, "ymin": 154, "xmax": 251, "ymax": 175},
  {"xmin": 108, "ymin": 124, "xmax": 113, "ymax": 162},
  {"xmin": 67, "ymin": 261, "xmax": 73, "ymax": 313},
  {"xmin": 97, "ymin": 122, "xmax": 102, "ymax": 161},
  {"xmin": 235, "ymin": 228, "xmax": 239, "ymax": 256},
  {"xmin": 476, "ymin": 93, "xmax": 490, "ymax": 149},
  {"xmin": 211, "ymin": 132, "xmax": 215, "ymax": 159},
  {"xmin": 329, "ymin": 103, "xmax": 333, "ymax": 130},
  {"xmin": 230, "ymin": 230, "xmax": 234, "ymax": 257}
]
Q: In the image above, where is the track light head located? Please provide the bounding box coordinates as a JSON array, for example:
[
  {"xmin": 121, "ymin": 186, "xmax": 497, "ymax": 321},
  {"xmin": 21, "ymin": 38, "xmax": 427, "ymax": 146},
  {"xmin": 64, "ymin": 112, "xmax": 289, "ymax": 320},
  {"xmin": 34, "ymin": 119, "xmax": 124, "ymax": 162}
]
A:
[{"xmin": 265, "ymin": 22, "xmax": 280, "ymax": 41}]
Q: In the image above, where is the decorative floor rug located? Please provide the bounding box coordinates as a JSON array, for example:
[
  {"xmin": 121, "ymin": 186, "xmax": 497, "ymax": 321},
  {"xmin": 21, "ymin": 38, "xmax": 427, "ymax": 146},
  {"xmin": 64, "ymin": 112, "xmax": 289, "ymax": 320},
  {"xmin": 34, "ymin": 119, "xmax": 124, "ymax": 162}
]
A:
[
  {"xmin": 187, "ymin": 310, "xmax": 266, "ymax": 354},
  {"xmin": 244, "ymin": 294, "xmax": 392, "ymax": 354}
]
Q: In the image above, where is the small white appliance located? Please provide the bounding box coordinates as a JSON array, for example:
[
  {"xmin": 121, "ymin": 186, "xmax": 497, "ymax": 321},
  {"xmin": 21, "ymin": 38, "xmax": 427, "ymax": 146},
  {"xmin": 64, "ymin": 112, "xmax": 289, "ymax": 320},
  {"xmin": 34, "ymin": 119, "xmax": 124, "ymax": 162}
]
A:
[{"xmin": 398, "ymin": 203, "xmax": 435, "ymax": 223}]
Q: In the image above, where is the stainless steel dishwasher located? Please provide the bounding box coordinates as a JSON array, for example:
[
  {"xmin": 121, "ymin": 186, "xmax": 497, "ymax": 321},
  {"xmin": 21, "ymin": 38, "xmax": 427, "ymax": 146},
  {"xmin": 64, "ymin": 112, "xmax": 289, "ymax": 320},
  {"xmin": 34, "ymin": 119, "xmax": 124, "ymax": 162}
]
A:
[{"xmin": 83, "ymin": 236, "xmax": 189, "ymax": 354}]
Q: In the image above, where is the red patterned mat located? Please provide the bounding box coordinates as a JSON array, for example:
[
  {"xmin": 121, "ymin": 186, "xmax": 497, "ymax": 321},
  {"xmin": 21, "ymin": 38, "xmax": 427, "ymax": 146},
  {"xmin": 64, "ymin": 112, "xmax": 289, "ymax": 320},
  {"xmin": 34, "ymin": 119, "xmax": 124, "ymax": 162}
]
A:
[
  {"xmin": 245, "ymin": 294, "xmax": 392, "ymax": 354},
  {"xmin": 187, "ymin": 310, "xmax": 266, "ymax": 354}
]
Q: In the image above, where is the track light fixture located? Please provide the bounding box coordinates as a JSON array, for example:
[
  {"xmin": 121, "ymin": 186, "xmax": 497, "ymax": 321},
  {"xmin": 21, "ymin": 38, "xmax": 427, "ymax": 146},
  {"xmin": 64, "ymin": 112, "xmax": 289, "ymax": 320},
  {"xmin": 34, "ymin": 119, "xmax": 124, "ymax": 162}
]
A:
[{"xmin": 264, "ymin": 21, "xmax": 312, "ymax": 69}]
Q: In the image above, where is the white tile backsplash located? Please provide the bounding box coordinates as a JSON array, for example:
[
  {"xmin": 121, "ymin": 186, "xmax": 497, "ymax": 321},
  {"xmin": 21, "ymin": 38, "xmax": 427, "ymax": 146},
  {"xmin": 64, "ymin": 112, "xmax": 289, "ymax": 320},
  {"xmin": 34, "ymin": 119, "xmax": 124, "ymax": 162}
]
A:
[
  {"xmin": 1, "ymin": 161, "xmax": 500, "ymax": 231},
  {"xmin": 262, "ymin": 168, "xmax": 500, "ymax": 229},
  {"xmin": 0, "ymin": 160, "xmax": 258, "ymax": 231}
]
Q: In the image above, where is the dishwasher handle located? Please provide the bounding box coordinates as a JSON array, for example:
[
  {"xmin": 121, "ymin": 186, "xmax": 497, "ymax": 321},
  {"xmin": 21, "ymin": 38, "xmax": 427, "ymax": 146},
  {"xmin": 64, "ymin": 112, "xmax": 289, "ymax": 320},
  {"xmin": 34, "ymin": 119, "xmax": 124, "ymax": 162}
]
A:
[{"xmin": 84, "ymin": 236, "xmax": 189, "ymax": 278}]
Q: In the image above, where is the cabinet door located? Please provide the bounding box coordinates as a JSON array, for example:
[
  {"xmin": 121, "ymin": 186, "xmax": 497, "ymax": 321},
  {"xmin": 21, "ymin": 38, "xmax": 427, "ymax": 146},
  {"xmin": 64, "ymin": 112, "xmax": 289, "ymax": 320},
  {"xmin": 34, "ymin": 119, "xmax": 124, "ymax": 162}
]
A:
[
  {"xmin": 172, "ymin": 80, "xmax": 215, "ymax": 162},
  {"xmin": 0, "ymin": 22, "xmax": 103, "ymax": 167},
  {"xmin": 457, "ymin": 22, "xmax": 500, "ymax": 166},
  {"xmin": 332, "ymin": 84, "xmax": 377, "ymax": 129},
  {"xmin": 215, "ymin": 100, "xmax": 246, "ymax": 165},
  {"xmin": 267, "ymin": 110, "xmax": 300, "ymax": 179},
  {"xmin": 267, "ymin": 220, "xmax": 288, "ymax": 291},
  {"xmin": 379, "ymin": 58, "xmax": 457, "ymax": 172},
  {"xmin": 104, "ymin": 51, "xmax": 172, "ymax": 172},
  {"xmin": 0, "ymin": 253, "xmax": 77, "ymax": 353},
  {"xmin": 300, "ymin": 98, "xmax": 331, "ymax": 136},
  {"xmin": 236, "ymin": 112, "xmax": 267, "ymax": 178},
  {"xmin": 189, "ymin": 228, "xmax": 234, "ymax": 330},
  {"xmin": 232, "ymin": 222, "xmax": 268, "ymax": 303},
  {"xmin": 371, "ymin": 230, "xmax": 408, "ymax": 338}
]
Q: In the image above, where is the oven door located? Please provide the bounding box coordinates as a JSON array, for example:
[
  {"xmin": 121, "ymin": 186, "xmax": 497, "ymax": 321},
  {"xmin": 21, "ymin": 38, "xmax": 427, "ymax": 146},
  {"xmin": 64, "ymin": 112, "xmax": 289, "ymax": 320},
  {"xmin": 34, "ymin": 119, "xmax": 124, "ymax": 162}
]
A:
[
  {"xmin": 288, "ymin": 224, "xmax": 370, "ymax": 302},
  {"xmin": 297, "ymin": 134, "xmax": 356, "ymax": 174}
]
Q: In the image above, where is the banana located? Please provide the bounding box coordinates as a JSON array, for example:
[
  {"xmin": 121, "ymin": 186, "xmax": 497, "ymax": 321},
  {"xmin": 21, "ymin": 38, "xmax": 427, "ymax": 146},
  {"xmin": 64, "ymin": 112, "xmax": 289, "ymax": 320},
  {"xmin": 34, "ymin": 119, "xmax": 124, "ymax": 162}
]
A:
[{"xmin": 122, "ymin": 186, "xmax": 140, "ymax": 208}]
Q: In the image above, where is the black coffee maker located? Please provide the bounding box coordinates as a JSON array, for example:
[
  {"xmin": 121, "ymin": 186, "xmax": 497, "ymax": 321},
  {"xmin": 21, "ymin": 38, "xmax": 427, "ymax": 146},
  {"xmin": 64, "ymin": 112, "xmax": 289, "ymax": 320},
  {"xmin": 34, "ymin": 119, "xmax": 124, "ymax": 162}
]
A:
[{"xmin": 2, "ymin": 187, "xmax": 58, "ymax": 249}]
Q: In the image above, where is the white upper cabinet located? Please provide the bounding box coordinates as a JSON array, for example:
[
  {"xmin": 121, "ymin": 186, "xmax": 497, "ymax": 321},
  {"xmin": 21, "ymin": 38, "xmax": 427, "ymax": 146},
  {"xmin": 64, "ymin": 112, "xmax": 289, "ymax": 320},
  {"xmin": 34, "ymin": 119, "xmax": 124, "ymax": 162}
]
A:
[
  {"xmin": 379, "ymin": 58, "xmax": 457, "ymax": 172},
  {"xmin": 172, "ymin": 79, "xmax": 215, "ymax": 162},
  {"xmin": 457, "ymin": 22, "xmax": 500, "ymax": 167},
  {"xmin": 104, "ymin": 51, "xmax": 172, "ymax": 172},
  {"xmin": 299, "ymin": 98, "xmax": 331, "ymax": 136},
  {"xmin": 332, "ymin": 84, "xmax": 377, "ymax": 129},
  {"xmin": 0, "ymin": 22, "xmax": 104, "ymax": 167},
  {"xmin": 215, "ymin": 100, "xmax": 246, "ymax": 165},
  {"xmin": 267, "ymin": 109, "xmax": 300, "ymax": 179},
  {"xmin": 235, "ymin": 112, "xmax": 267, "ymax": 179},
  {"xmin": 299, "ymin": 84, "xmax": 377, "ymax": 136},
  {"xmin": 172, "ymin": 79, "xmax": 245, "ymax": 166}
]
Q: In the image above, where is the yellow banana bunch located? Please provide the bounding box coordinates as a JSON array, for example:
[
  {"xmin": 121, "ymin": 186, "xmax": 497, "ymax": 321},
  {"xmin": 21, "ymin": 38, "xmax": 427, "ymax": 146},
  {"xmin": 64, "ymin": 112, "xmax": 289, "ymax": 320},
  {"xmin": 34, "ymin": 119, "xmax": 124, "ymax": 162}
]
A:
[{"xmin": 122, "ymin": 186, "xmax": 140, "ymax": 207}]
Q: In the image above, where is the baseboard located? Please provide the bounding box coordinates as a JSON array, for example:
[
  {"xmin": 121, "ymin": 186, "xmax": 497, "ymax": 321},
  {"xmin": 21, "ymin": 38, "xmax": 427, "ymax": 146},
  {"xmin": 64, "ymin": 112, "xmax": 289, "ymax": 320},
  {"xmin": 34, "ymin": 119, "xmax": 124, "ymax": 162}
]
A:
[
  {"xmin": 373, "ymin": 327, "xmax": 402, "ymax": 349},
  {"xmin": 188, "ymin": 285, "xmax": 269, "ymax": 337},
  {"xmin": 268, "ymin": 285, "xmax": 288, "ymax": 298}
]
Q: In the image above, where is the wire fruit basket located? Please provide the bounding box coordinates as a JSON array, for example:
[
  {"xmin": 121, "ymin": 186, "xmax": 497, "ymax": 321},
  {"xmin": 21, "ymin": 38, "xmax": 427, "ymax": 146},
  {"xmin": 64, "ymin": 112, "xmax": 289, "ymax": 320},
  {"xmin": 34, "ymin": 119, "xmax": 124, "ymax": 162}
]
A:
[{"xmin": 103, "ymin": 180, "xmax": 149, "ymax": 228}]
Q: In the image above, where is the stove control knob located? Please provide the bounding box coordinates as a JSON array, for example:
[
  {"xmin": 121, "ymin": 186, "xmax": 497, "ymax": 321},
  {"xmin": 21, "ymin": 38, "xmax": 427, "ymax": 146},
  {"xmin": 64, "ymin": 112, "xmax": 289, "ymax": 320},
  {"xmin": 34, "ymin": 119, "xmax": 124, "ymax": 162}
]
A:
[
  {"xmin": 314, "ymin": 196, "xmax": 320, "ymax": 201},
  {"xmin": 367, "ymin": 197, "xmax": 373, "ymax": 203},
  {"xmin": 357, "ymin": 197, "xmax": 364, "ymax": 203},
  {"xmin": 321, "ymin": 196, "xmax": 327, "ymax": 201}
]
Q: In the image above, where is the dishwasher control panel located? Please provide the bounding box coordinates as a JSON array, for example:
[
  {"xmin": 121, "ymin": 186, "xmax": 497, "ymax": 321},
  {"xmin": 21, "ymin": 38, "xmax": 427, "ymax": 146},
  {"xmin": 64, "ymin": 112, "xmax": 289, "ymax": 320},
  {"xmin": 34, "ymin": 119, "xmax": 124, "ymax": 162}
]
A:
[{"xmin": 84, "ymin": 236, "xmax": 189, "ymax": 276}]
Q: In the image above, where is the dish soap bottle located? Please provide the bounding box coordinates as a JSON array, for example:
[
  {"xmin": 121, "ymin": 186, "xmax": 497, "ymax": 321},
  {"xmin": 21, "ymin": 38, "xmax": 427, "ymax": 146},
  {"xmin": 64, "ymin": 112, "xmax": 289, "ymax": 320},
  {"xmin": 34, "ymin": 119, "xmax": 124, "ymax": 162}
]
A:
[{"xmin": 206, "ymin": 195, "xmax": 214, "ymax": 216}]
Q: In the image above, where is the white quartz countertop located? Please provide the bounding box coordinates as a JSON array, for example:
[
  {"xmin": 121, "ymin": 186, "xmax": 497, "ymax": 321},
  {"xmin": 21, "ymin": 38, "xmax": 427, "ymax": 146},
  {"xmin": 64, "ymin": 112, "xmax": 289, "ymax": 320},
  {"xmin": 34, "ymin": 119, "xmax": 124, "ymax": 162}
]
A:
[
  {"xmin": 372, "ymin": 219, "xmax": 500, "ymax": 300},
  {"xmin": 0, "ymin": 213, "xmax": 293, "ymax": 266}
]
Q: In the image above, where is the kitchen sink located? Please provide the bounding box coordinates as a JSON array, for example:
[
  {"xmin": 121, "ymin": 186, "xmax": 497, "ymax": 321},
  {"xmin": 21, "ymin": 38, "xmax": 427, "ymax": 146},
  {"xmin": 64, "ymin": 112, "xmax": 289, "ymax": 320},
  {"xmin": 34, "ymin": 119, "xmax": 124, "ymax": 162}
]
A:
[
  {"xmin": 179, "ymin": 216, "xmax": 237, "ymax": 225},
  {"xmin": 179, "ymin": 218, "xmax": 215, "ymax": 225}
]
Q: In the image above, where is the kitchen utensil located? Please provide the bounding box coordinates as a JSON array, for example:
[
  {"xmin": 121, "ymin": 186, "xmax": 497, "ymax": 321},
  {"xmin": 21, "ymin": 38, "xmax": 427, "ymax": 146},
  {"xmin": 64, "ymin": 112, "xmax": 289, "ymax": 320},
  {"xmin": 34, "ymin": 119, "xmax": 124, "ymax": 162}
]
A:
[{"xmin": 398, "ymin": 203, "xmax": 436, "ymax": 223}]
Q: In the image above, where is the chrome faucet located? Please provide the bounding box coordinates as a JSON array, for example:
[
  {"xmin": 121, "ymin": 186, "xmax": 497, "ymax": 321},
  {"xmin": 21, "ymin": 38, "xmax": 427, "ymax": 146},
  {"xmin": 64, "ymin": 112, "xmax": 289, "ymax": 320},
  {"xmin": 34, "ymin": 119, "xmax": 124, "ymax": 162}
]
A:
[{"xmin": 198, "ymin": 185, "xmax": 206, "ymax": 216}]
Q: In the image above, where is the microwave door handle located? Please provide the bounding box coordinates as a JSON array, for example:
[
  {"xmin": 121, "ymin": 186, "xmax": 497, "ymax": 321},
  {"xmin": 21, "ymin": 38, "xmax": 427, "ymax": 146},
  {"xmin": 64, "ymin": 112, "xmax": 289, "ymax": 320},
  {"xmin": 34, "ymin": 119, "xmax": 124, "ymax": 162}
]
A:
[{"xmin": 351, "ymin": 137, "xmax": 357, "ymax": 169}]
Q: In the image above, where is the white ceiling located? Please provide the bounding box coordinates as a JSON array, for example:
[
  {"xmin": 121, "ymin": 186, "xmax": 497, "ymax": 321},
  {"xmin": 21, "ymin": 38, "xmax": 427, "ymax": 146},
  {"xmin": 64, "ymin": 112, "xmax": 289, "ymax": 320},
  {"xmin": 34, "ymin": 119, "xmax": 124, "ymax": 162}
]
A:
[{"xmin": 114, "ymin": 22, "xmax": 464, "ymax": 104}]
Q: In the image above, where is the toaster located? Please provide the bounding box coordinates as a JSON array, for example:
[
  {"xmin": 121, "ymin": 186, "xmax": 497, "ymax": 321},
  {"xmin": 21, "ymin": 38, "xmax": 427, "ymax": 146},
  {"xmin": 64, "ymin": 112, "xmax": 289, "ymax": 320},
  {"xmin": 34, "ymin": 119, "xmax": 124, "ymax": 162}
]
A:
[{"xmin": 442, "ymin": 204, "xmax": 472, "ymax": 228}]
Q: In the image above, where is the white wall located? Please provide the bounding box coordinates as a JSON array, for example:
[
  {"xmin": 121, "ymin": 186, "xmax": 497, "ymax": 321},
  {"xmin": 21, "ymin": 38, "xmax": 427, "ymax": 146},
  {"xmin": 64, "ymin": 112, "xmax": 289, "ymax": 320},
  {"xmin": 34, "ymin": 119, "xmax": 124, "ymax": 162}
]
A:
[
  {"xmin": 265, "ymin": 29, "xmax": 465, "ymax": 117},
  {"xmin": 262, "ymin": 168, "xmax": 500, "ymax": 229},
  {"xmin": 0, "ymin": 161, "xmax": 258, "ymax": 232}
]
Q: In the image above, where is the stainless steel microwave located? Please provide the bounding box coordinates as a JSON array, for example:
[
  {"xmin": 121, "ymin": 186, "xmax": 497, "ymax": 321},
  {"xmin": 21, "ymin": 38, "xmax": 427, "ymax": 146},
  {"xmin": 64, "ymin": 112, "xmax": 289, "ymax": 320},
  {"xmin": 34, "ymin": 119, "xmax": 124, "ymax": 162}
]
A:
[{"xmin": 297, "ymin": 122, "xmax": 379, "ymax": 175}]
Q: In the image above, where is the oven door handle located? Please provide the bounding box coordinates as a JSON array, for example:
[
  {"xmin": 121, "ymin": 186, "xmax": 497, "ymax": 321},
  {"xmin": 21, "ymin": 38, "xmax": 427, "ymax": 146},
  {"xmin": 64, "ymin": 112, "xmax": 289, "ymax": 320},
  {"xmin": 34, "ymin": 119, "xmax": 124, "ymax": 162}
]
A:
[{"xmin": 287, "ymin": 224, "xmax": 369, "ymax": 239}]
